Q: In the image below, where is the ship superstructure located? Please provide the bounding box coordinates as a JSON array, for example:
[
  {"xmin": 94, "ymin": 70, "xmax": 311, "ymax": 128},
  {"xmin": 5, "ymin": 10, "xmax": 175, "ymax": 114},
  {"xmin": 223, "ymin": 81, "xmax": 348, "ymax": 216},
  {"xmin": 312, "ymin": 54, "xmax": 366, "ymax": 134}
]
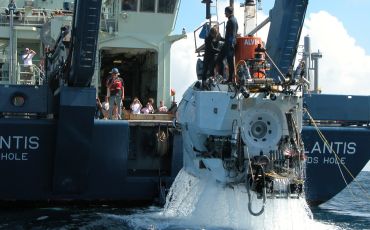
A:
[
  {"xmin": 0, "ymin": 0, "xmax": 184, "ymax": 105},
  {"xmin": 0, "ymin": 0, "xmax": 185, "ymax": 204}
]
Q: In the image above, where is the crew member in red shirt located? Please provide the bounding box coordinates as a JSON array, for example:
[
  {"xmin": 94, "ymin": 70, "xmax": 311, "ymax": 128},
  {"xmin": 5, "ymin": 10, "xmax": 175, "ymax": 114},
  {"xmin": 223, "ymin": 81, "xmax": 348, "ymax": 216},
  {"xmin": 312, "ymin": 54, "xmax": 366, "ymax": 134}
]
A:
[{"xmin": 106, "ymin": 68, "xmax": 124, "ymax": 119}]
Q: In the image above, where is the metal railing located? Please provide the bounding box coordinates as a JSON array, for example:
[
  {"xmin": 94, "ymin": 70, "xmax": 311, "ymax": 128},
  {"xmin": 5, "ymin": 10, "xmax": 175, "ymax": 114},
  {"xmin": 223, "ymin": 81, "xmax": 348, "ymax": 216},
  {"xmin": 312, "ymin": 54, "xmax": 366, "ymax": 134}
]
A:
[
  {"xmin": 194, "ymin": 21, "xmax": 225, "ymax": 56},
  {"xmin": 0, "ymin": 63, "xmax": 44, "ymax": 85},
  {"xmin": 0, "ymin": 6, "xmax": 73, "ymax": 27},
  {"xmin": 17, "ymin": 63, "xmax": 44, "ymax": 85},
  {"xmin": 0, "ymin": 65, "xmax": 9, "ymax": 84},
  {"xmin": 100, "ymin": 11, "xmax": 118, "ymax": 34},
  {"xmin": 0, "ymin": 64, "xmax": 45, "ymax": 85}
]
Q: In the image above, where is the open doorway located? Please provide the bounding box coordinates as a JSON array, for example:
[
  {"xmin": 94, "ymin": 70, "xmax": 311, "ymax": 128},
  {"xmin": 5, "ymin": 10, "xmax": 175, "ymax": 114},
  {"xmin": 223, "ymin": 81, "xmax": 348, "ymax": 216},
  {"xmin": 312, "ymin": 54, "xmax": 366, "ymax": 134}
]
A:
[{"xmin": 99, "ymin": 48, "xmax": 158, "ymax": 110}]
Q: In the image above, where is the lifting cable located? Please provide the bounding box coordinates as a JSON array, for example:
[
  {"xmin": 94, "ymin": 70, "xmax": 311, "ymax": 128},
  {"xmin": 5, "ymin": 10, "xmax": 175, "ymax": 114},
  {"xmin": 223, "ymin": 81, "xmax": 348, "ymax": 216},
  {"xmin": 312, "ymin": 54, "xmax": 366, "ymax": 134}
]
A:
[
  {"xmin": 264, "ymin": 51, "xmax": 287, "ymax": 82},
  {"xmin": 305, "ymin": 108, "xmax": 349, "ymax": 186},
  {"xmin": 305, "ymin": 108, "xmax": 370, "ymax": 201},
  {"xmin": 235, "ymin": 93, "xmax": 266, "ymax": 214},
  {"xmin": 246, "ymin": 164, "xmax": 266, "ymax": 216}
]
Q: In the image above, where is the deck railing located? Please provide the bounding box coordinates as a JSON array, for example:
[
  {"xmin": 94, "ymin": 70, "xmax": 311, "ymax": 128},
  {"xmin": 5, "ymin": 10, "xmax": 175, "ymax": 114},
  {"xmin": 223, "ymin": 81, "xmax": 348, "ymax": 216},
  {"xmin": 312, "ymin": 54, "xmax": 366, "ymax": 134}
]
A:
[
  {"xmin": 100, "ymin": 11, "xmax": 118, "ymax": 34},
  {"xmin": 17, "ymin": 63, "xmax": 44, "ymax": 85},
  {"xmin": 0, "ymin": 63, "xmax": 43, "ymax": 85},
  {"xmin": 0, "ymin": 7, "xmax": 73, "ymax": 27}
]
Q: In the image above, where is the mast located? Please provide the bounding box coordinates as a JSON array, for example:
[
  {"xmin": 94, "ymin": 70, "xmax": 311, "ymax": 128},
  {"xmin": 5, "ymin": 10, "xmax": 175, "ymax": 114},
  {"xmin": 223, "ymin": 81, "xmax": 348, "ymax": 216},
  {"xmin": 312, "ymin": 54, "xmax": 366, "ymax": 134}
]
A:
[
  {"xmin": 243, "ymin": 0, "xmax": 257, "ymax": 36},
  {"xmin": 311, "ymin": 50, "xmax": 322, "ymax": 94},
  {"xmin": 8, "ymin": 1, "xmax": 16, "ymax": 84}
]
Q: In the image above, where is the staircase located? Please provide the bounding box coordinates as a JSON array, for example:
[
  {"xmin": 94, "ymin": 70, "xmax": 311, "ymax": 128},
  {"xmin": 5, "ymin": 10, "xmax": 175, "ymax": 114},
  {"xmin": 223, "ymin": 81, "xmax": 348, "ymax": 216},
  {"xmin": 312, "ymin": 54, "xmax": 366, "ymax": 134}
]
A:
[
  {"xmin": 68, "ymin": 0, "xmax": 102, "ymax": 87},
  {"xmin": 265, "ymin": 0, "xmax": 308, "ymax": 81},
  {"xmin": 18, "ymin": 64, "xmax": 44, "ymax": 85}
]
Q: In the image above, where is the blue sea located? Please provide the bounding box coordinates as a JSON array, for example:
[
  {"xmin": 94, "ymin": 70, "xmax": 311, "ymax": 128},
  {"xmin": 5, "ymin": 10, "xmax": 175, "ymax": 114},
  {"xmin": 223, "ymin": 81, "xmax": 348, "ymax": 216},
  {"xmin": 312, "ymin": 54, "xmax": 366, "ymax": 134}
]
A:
[{"xmin": 0, "ymin": 171, "xmax": 369, "ymax": 230}]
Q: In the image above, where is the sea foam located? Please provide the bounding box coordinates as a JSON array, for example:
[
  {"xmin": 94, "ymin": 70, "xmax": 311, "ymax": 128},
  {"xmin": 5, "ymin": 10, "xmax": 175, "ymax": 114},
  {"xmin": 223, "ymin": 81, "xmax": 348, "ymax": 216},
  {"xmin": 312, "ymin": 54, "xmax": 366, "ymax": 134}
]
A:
[
  {"xmin": 161, "ymin": 168, "xmax": 336, "ymax": 230},
  {"xmin": 115, "ymin": 168, "xmax": 339, "ymax": 230}
]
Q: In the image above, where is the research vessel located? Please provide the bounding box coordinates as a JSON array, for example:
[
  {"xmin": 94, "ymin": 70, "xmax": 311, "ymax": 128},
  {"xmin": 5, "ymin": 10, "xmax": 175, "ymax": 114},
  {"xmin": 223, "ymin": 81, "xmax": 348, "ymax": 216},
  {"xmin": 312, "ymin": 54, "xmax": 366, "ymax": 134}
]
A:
[{"xmin": 0, "ymin": 0, "xmax": 368, "ymax": 206}]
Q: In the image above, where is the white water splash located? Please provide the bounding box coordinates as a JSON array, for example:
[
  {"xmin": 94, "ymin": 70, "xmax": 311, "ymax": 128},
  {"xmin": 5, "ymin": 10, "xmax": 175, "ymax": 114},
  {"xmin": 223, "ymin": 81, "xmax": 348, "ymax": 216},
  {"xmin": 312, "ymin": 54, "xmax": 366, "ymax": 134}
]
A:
[
  {"xmin": 162, "ymin": 169, "xmax": 316, "ymax": 229},
  {"xmin": 112, "ymin": 168, "xmax": 341, "ymax": 230}
]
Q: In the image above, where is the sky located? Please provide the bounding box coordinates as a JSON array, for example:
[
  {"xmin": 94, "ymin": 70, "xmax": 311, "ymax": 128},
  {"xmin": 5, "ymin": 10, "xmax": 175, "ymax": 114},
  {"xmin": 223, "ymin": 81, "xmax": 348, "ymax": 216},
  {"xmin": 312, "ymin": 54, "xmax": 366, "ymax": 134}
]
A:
[{"xmin": 170, "ymin": 0, "xmax": 370, "ymax": 171}]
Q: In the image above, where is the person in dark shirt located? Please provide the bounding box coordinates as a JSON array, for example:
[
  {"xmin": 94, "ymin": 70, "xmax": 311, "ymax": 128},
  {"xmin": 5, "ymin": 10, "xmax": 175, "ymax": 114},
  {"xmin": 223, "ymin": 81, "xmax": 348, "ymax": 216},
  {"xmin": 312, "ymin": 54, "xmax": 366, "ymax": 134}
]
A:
[
  {"xmin": 202, "ymin": 26, "xmax": 221, "ymax": 87},
  {"xmin": 216, "ymin": 6, "xmax": 238, "ymax": 83},
  {"xmin": 5, "ymin": 0, "xmax": 21, "ymax": 21}
]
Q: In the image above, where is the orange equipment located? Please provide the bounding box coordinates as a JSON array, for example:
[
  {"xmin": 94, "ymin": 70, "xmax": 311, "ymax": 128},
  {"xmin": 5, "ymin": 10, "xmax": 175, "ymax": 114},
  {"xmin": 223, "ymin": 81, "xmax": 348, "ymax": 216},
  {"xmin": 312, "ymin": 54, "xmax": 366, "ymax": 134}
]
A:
[{"xmin": 235, "ymin": 36, "xmax": 263, "ymax": 64}]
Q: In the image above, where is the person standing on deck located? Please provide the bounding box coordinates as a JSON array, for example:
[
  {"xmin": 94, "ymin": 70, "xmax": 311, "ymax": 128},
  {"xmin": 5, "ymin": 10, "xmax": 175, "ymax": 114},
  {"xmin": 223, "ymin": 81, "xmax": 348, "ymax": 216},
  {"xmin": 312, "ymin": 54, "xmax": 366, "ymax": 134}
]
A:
[
  {"xmin": 202, "ymin": 26, "xmax": 221, "ymax": 88},
  {"xmin": 216, "ymin": 6, "xmax": 238, "ymax": 83},
  {"xmin": 22, "ymin": 48, "xmax": 36, "ymax": 81},
  {"xmin": 22, "ymin": 48, "xmax": 36, "ymax": 67},
  {"xmin": 106, "ymin": 68, "xmax": 124, "ymax": 119}
]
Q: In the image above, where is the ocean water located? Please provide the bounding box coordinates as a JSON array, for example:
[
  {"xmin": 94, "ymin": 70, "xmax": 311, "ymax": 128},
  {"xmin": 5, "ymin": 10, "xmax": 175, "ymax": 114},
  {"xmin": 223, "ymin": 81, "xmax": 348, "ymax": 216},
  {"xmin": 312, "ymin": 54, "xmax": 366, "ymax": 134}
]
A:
[
  {"xmin": 0, "ymin": 171, "xmax": 369, "ymax": 230},
  {"xmin": 311, "ymin": 171, "xmax": 370, "ymax": 230}
]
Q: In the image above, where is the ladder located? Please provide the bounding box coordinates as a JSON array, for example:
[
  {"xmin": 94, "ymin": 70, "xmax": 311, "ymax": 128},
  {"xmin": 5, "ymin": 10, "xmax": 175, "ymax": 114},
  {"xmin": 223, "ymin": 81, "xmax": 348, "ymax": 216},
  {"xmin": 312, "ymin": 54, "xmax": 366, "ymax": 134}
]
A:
[{"xmin": 265, "ymin": 0, "xmax": 308, "ymax": 81}]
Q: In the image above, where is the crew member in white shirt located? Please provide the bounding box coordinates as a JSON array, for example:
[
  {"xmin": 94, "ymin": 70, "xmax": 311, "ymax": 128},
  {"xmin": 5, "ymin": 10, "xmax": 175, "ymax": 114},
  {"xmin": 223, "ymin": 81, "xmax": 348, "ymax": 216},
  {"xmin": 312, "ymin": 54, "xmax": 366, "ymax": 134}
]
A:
[{"xmin": 21, "ymin": 48, "xmax": 36, "ymax": 82}]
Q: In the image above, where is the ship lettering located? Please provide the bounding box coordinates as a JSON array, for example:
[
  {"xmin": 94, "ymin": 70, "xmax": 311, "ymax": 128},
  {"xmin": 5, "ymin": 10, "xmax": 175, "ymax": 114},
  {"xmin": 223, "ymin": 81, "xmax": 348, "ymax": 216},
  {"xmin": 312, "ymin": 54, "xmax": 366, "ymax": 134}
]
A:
[
  {"xmin": 306, "ymin": 141, "xmax": 356, "ymax": 155},
  {"xmin": 28, "ymin": 136, "xmax": 40, "ymax": 149},
  {"xmin": 323, "ymin": 156, "xmax": 346, "ymax": 165},
  {"xmin": 307, "ymin": 156, "xmax": 318, "ymax": 164},
  {"xmin": 0, "ymin": 136, "xmax": 40, "ymax": 150},
  {"xmin": 244, "ymin": 39, "xmax": 260, "ymax": 46},
  {"xmin": 347, "ymin": 142, "xmax": 356, "ymax": 154},
  {"xmin": 0, "ymin": 152, "xmax": 28, "ymax": 161}
]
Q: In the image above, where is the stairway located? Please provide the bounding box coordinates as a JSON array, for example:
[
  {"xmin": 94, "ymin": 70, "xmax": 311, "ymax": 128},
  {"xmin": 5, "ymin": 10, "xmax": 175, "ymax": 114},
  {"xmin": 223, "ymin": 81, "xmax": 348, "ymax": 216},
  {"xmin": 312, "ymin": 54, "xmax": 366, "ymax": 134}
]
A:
[
  {"xmin": 68, "ymin": 0, "xmax": 102, "ymax": 87},
  {"xmin": 265, "ymin": 0, "xmax": 308, "ymax": 81}
]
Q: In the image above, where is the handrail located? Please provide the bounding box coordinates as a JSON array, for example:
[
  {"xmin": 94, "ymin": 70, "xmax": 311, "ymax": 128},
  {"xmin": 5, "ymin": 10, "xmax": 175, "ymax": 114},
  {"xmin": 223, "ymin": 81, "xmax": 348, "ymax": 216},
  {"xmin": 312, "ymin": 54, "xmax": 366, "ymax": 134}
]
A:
[
  {"xmin": 17, "ymin": 63, "xmax": 44, "ymax": 85},
  {"xmin": 0, "ymin": 6, "xmax": 73, "ymax": 27},
  {"xmin": 193, "ymin": 21, "xmax": 225, "ymax": 55},
  {"xmin": 100, "ymin": 11, "xmax": 118, "ymax": 34}
]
